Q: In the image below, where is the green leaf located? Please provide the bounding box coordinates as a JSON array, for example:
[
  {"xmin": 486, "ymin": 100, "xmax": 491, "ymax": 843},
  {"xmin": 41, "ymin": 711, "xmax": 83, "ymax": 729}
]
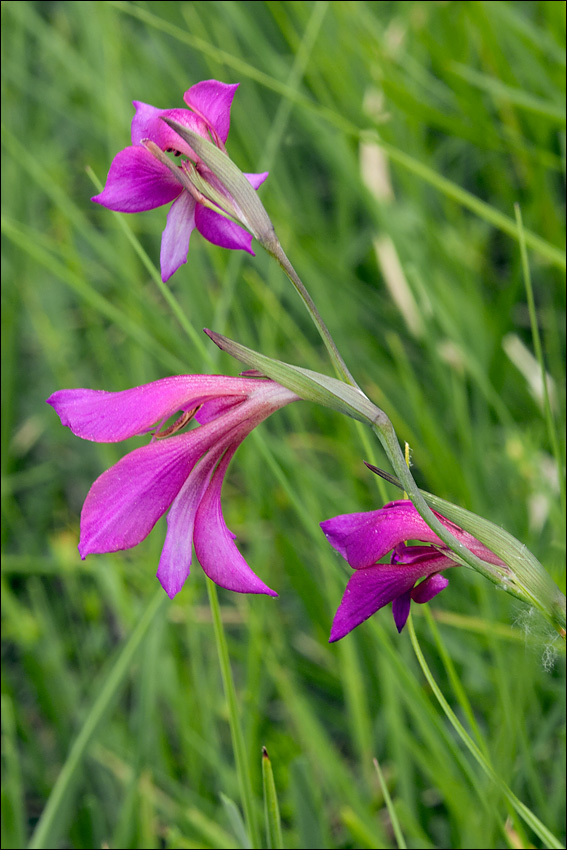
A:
[
  {"xmin": 261, "ymin": 747, "xmax": 283, "ymax": 850},
  {"xmin": 219, "ymin": 794, "xmax": 252, "ymax": 850},
  {"xmin": 205, "ymin": 329, "xmax": 386, "ymax": 426}
]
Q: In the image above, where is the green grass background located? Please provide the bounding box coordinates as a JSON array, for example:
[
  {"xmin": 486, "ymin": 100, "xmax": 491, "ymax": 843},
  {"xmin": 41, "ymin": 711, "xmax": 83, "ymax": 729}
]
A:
[{"xmin": 2, "ymin": 1, "xmax": 565, "ymax": 848}]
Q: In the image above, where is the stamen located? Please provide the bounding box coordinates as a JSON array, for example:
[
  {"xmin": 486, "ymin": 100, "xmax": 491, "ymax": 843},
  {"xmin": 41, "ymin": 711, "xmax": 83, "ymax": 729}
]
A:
[
  {"xmin": 179, "ymin": 161, "xmax": 211, "ymax": 205},
  {"xmin": 141, "ymin": 139, "xmax": 186, "ymax": 188},
  {"xmin": 154, "ymin": 406, "xmax": 201, "ymax": 438}
]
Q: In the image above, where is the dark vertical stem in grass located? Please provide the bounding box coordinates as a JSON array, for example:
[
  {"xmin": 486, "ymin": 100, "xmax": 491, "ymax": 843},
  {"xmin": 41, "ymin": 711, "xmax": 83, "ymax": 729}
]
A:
[
  {"xmin": 373, "ymin": 756, "xmax": 407, "ymax": 849},
  {"xmin": 207, "ymin": 579, "xmax": 259, "ymax": 848},
  {"xmin": 266, "ymin": 239, "xmax": 359, "ymax": 388}
]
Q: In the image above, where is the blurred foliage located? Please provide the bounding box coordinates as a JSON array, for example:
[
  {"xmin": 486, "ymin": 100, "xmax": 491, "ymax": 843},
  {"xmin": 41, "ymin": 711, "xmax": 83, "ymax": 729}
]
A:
[{"xmin": 1, "ymin": 2, "xmax": 565, "ymax": 848}]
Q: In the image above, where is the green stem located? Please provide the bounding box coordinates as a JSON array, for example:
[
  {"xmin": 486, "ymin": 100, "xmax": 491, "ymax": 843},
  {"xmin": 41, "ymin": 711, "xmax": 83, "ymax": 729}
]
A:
[
  {"xmin": 261, "ymin": 235, "xmax": 536, "ymax": 601},
  {"xmin": 261, "ymin": 747, "xmax": 283, "ymax": 849},
  {"xmin": 372, "ymin": 756, "xmax": 407, "ymax": 849},
  {"xmin": 371, "ymin": 427, "xmax": 566, "ymax": 633},
  {"xmin": 265, "ymin": 239, "xmax": 358, "ymax": 387},
  {"xmin": 207, "ymin": 580, "xmax": 259, "ymax": 848},
  {"xmin": 373, "ymin": 419, "xmax": 520, "ymax": 591}
]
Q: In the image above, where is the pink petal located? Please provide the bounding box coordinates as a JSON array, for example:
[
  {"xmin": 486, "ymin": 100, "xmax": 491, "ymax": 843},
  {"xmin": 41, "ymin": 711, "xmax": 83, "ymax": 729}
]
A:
[
  {"xmin": 321, "ymin": 501, "xmax": 451, "ymax": 569},
  {"xmin": 194, "ymin": 379, "xmax": 298, "ymax": 426},
  {"xmin": 47, "ymin": 376, "xmax": 254, "ymax": 442},
  {"xmin": 156, "ymin": 451, "xmax": 220, "ymax": 598},
  {"xmin": 91, "ymin": 146, "xmax": 182, "ymax": 212},
  {"xmin": 329, "ymin": 564, "xmax": 422, "ymax": 642},
  {"xmin": 160, "ymin": 191, "xmax": 197, "ymax": 282},
  {"xmin": 244, "ymin": 172, "xmax": 269, "ymax": 190},
  {"xmin": 411, "ymin": 573, "xmax": 449, "ymax": 604},
  {"xmin": 384, "ymin": 502, "xmax": 504, "ymax": 565},
  {"xmin": 392, "ymin": 544, "xmax": 456, "ymax": 569},
  {"xmin": 183, "ymin": 80, "xmax": 239, "ymax": 145},
  {"xmin": 392, "ymin": 592, "xmax": 412, "ymax": 633},
  {"xmin": 195, "ymin": 397, "xmax": 245, "ymax": 424},
  {"xmin": 329, "ymin": 547, "xmax": 453, "ymax": 642},
  {"xmin": 79, "ymin": 432, "xmax": 202, "ymax": 557},
  {"xmin": 195, "ymin": 204, "xmax": 254, "ymax": 253},
  {"xmin": 193, "ymin": 449, "xmax": 278, "ymax": 596},
  {"xmin": 131, "ymin": 102, "xmax": 207, "ymax": 158}
]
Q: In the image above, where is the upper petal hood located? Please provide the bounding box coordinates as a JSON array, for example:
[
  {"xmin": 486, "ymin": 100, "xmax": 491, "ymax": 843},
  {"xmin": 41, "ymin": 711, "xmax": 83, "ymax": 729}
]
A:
[
  {"xmin": 47, "ymin": 376, "xmax": 263, "ymax": 442},
  {"xmin": 131, "ymin": 102, "xmax": 207, "ymax": 157},
  {"xmin": 183, "ymin": 80, "xmax": 238, "ymax": 146},
  {"xmin": 321, "ymin": 500, "xmax": 491, "ymax": 569}
]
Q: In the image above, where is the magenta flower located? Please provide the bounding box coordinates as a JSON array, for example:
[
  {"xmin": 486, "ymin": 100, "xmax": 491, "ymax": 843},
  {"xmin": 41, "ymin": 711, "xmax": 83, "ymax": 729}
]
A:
[
  {"xmin": 92, "ymin": 79, "xmax": 268, "ymax": 282},
  {"xmin": 321, "ymin": 500, "xmax": 505, "ymax": 640},
  {"xmin": 47, "ymin": 375, "xmax": 298, "ymax": 598}
]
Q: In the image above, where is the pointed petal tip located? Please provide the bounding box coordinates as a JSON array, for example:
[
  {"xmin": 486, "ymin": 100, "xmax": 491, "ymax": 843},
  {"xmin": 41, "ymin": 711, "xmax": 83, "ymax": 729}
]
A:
[
  {"xmin": 219, "ymin": 579, "xmax": 278, "ymax": 598},
  {"xmin": 157, "ymin": 575, "xmax": 183, "ymax": 599},
  {"xmin": 160, "ymin": 262, "xmax": 183, "ymax": 283},
  {"xmin": 77, "ymin": 539, "xmax": 96, "ymax": 560},
  {"xmin": 203, "ymin": 328, "xmax": 224, "ymax": 350},
  {"xmin": 157, "ymin": 554, "xmax": 190, "ymax": 599},
  {"xmin": 394, "ymin": 612, "xmax": 408, "ymax": 634},
  {"xmin": 392, "ymin": 592, "xmax": 412, "ymax": 633},
  {"xmin": 328, "ymin": 622, "xmax": 348, "ymax": 643}
]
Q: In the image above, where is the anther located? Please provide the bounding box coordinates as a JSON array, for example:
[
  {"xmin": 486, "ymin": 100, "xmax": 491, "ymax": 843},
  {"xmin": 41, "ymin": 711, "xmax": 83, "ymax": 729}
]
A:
[{"xmin": 154, "ymin": 406, "xmax": 201, "ymax": 438}]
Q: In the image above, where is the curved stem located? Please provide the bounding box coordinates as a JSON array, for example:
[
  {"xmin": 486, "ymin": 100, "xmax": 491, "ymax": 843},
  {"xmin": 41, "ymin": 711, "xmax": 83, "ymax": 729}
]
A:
[
  {"xmin": 374, "ymin": 418, "xmax": 567, "ymax": 631},
  {"xmin": 265, "ymin": 239, "xmax": 358, "ymax": 387},
  {"xmin": 373, "ymin": 419, "xmax": 517, "ymax": 589}
]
